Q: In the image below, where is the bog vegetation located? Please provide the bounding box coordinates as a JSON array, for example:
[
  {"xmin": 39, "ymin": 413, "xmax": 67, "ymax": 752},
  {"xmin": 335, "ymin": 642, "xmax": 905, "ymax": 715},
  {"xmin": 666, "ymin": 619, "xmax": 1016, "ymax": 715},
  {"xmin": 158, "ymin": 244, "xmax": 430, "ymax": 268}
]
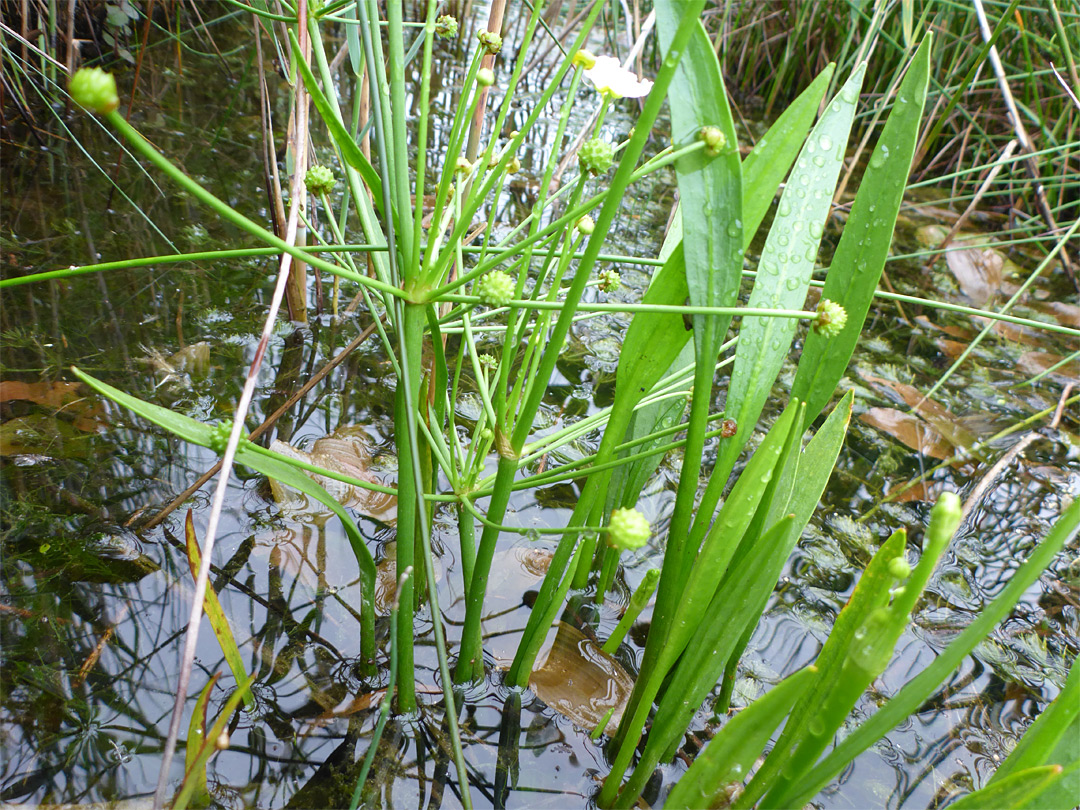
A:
[{"xmin": 1, "ymin": 1, "xmax": 1078, "ymax": 808}]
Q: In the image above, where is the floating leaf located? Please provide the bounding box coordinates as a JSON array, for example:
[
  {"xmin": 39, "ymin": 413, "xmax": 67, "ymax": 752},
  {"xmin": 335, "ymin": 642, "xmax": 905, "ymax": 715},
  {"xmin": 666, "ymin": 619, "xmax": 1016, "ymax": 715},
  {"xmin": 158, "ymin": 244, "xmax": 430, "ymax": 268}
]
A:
[
  {"xmin": 268, "ymin": 427, "xmax": 396, "ymax": 521},
  {"xmin": 1017, "ymin": 351, "xmax": 1080, "ymax": 384},
  {"xmin": 529, "ymin": 621, "xmax": 633, "ymax": 737},
  {"xmin": 859, "ymin": 407, "xmax": 954, "ymax": 460},
  {"xmin": 946, "ymin": 247, "xmax": 1004, "ymax": 306}
]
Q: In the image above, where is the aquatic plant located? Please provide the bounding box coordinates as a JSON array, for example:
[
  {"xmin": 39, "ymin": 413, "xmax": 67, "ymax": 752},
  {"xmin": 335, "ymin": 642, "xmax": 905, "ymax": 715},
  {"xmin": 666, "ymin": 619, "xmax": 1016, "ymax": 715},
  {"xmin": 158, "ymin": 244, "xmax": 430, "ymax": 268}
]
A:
[{"xmin": 3, "ymin": 1, "xmax": 1078, "ymax": 808}]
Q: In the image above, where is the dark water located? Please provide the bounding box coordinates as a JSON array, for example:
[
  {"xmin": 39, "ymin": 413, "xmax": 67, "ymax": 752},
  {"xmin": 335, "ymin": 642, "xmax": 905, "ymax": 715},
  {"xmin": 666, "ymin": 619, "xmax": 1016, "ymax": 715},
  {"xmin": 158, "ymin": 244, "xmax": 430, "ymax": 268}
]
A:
[{"xmin": 2, "ymin": 6, "xmax": 1077, "ymax": 809}]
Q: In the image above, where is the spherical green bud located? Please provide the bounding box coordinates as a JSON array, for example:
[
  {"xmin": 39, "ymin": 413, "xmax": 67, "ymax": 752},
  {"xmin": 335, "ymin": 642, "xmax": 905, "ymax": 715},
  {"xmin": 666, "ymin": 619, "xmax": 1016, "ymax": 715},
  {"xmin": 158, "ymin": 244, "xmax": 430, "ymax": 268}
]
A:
[
  {"xmin": 435, "ymin": 14, "xmax": 459, "ymax": 39},
  {"xmin": 208, "ymin": 421, "xmax": 248, "ymax": 455},
  {"xmin": 69, "ymin": 67, "xmax": 119, "ymax": 115},
  {"xmin": 478, "ymin": 353, "xmax": 498, "ymax": 371},
  {"xmin": 304, "ymin": 165, "xmax": 335, "ymax": 196},
  {"xmin": 578, "ymin": 138, "xmax": 615, "ymax": 176},
  {"xmin": 507, "ymin": 155, "xmax": 522, "ymax": 174},
  {"xmin": 476, "ymin": 67, "xmax": 495, "ymax": 87},
  {"xmin": 698, "ymin": 125, "xmax": 727, "ymax": 156},
  {"xmin": 572, "ymin": 49, "xmax": 597, "ymax": 69},
  {"xmin": 475, "ymin": 270, "xmax": 515, "ymax": 307},
  {"xmin": 598, "ymin": 268, "xmax": 621, "ymax": 293},
  {"xmin": 575, "ymin": 215, "xmax": 595, "ymax": 235},
  {"xmin": 455, "ymin": 156, "xmax": 473, "ymax": 174},
  {"xmin": 477, "ymin": 30, "xmax": 502, "ymax": 55},
  {"xmin": 608, "ymin": 507, "xmax": 650, "ymax": 551},
  {"xmin": 814, "ymin": 298, "xmax": 848, "ymax": 338},
  {"xmin": 888, "ymin": 557, "xmax": 912, "ymax": 580}
]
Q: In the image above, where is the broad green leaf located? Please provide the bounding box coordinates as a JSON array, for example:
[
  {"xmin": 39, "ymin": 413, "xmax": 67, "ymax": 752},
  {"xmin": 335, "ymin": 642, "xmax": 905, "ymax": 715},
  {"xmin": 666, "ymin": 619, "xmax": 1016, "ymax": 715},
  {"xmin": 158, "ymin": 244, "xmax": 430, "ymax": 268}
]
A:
[
  {"xmin": 791, "ymin": 35, "xmax": 932, "ymax": 429},
  {"xmin": 185, "ymin": 511, "xmax": 254, "ymax": 710},
  {"xmin": 785, "ymin": 497, "xmax": 1080, "ymax": 809},
  {"xmin": 715, "ymin": 62, "xmax": 867, "ymax": 504},
  {"xmin": 947, "ymin": 766, "xmax": 1067, "ymax": 810},
  {"xmin": 736, "ymin": 525, "xmax": 909, "ymax": 809},
  {"xmin": 615, "ymin": 516, "xmax": 798, "ymax": 808},
  {"xmin": 742, "ymin": 64, "xmax": 836, "ymax": 245},
  {"xmin": 664, "ymin": 666, "xmax": 818, "ymax": 810},
  {"xmin": 289, "ymin": 30, "xmax": 385, "ymax": 213}
]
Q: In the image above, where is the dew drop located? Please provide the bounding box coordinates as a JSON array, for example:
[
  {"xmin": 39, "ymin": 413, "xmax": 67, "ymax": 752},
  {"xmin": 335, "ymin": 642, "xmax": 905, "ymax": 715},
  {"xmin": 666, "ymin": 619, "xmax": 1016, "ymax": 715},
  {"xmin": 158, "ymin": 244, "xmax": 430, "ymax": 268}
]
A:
[
  {"xmin": 809, "ymin": 221, "xmax": 823, "ymax": 238},
  {"xmin": 778, "ymin": 201, "xmax": 792, "ymax": 217},
  {"xmin": 796, "ymin": 188, "xmax": 807, "ymax": 199},
  {"xmin": 778, "ymin": 234, "xmax": 790, "ymax": 247},
  {"xmin": 818, "ymin": 134, "xmax": 833, "ymax": 152},
  {"xmin": 813, "ymin": 155, "xmax": 825, "ymax": 167},
  {"xmin": 799, "ymin": 174, "xmax": 810, "ymax": 186},
  {"xmin": 869, "ymin": 151, "xmax": 886, "ymax": 169},
  {"xmin": 786, "ymin": 277, "xmax": 801, "ymax": 290}
]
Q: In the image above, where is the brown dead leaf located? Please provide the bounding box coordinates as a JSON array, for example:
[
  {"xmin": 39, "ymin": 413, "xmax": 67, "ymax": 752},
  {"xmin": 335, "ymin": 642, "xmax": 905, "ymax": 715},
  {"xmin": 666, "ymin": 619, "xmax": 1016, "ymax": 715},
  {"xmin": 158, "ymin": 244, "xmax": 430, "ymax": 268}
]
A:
[
  {"xmin": 937, "ymin": 339, "xmax": 970, "ymax": 359},
  {"xmin": 945, "ymin": 247, "xmax": 1004, "ymax": 306},
  {"xmin": 860, "ymin": 407, "xmax": 954, "ymax": 460},
  {"xmin": 0, "ymin": 380, "xmax": 106, "ymax": 432},
  {"xmin": 1028, "ymin": 300, "xmax": 1080, "ymax": 329},
  {"xmin": 529, "ymin": 622, "xmax": 633, "ymax": 736},
  {"xmin": 1017, "ymin": 351, "xmax": 1080, "ymax": 383},
  {"xmin": 859, "ymin": 373, "xmax": 979, "ymax": 453}
]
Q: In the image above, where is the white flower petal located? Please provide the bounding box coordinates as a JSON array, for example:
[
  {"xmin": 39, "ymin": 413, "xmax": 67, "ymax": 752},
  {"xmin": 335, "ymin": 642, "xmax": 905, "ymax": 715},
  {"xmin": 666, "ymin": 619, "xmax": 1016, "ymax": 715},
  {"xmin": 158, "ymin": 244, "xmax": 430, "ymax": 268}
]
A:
[{"xmin": 584, "ymin": 55, "xmax": 653, "ymax": 99}]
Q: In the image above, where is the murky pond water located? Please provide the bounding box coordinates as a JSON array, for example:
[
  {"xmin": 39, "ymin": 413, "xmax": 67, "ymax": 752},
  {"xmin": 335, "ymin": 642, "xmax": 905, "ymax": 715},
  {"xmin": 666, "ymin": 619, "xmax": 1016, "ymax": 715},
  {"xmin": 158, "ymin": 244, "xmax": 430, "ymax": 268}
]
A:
[{"xmin": 2, "ymin": 7, "xmax": 1078, "ymax": 809}]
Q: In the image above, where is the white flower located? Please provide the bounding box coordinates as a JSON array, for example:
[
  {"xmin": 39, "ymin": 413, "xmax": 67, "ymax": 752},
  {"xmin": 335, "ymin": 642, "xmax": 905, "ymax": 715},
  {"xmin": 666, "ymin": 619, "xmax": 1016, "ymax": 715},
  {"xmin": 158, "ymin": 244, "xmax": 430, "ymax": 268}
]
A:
[{"xmin": 583, "ymin": 55, "xmax": 653, "ymax": 99}]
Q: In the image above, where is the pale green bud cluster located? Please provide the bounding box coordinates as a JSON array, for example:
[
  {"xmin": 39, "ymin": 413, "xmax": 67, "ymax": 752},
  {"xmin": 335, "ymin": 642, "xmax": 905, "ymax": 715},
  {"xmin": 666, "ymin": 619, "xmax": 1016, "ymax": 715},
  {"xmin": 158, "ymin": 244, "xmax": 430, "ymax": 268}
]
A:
[
  {"xmin": 304, "ymin": 165, "xmax": 335, "ymax": 196},
  {"xmin": 608, "ymin": 507, "xmax": 651, "ymax": 550},
  {"xmin": 477, "ymin": 67, "xmax": 495, "ymax": 87},
  {"xmin": 477, "ymin": 30, "xmax": 502, "ymax": 55},
  {"xmin": 575, "ymin": 215, "xmax": 595, "ymax": 235},
  {"xmin": 208, "ymin": 421, "xmax": 249, "ymax": 455},
  {"xmin": 814, "ymin": 298, "xmax": 848, "ymax": 338},
  {"xmin": 598, "ymin": 268, "xmax": 621, "ymax": 293},
  {"xmin": 572, "ymin": 49, "xmax": 597, "ymax": 69},
  {"xmin": 579, "ymin": 138, "xmax": 615, "ymax": 176},
  {"xmin": 69, "ymin": 67, "xmax": 119, "ymax": 115},
  {"xmin": 475, "ymin": 270, "xmax": 515, "ymax": 307},
  {"xmin": 478, "ymin": 353, "xmax": 498, "ymax": 371},
  {"xmin": 435, "ymin": 15, "xmax": 459, "ymax": 39},
  {"xmin": 698, "ymin": 126, "xmax": 727, "ymax": 156}
]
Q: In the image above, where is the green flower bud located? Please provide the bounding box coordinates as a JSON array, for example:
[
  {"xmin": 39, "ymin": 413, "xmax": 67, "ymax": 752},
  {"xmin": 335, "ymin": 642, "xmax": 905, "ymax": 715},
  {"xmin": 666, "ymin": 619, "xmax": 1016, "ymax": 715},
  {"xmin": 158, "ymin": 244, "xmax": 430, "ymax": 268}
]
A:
[
  {"xmin": 888, "ymin": 557, "xmax": 912, "ymax": 580},
  {"xmin": 572, "ymin": 49, "xmax": 597, "ymax": 69},
  {"xmin": 69, "ymin": 67, "xmax": 119, "ymax": 115},
  {"xmin": 507, "ymin": 155, "xmax": 522, "ymax": 174},
  {"xmin": 608, "ymin": 507, "xmax": 651, "ymax": 551},
  {"xmin": 698, "ymin": 125, "xmax": 727, "ymax": 156},
  {"xmin": 478, "ymin": 353, "xmax": 498, "ymax": 371},
  {"xmin": 477, "ymin": 30, "xmax": 502, "ymax": 55},
  {"xmin": 475, "ymin": 270, "xmax": 515, "ymax": 307},
  {"xmin": 304, "ymin": 165, "xmax": 335, "ymax": 196},
  {"xmin": 435, "ymin": 15, "xmax": 459, "ymax": 39},
  {"xmin": 814, "ymin": 298, "xmax": 848, "ymax": 338},
  {"xmin": 575, "ymin": 215, "xmax": 595, "ymax": 235},
  {"xmin": 476, "ymin": 67, "xmax": 495, "ymax": 87},
  {"xmin": 455, "ymin": 156, "xmax": 473, "ymax": 174},
  {"xmin": 578, "ymin": 137, "xmax": 615, "ymax": 176},
  {"xmin": 598, "ymin": 268, "xmax": 621, "ymax": 293}
]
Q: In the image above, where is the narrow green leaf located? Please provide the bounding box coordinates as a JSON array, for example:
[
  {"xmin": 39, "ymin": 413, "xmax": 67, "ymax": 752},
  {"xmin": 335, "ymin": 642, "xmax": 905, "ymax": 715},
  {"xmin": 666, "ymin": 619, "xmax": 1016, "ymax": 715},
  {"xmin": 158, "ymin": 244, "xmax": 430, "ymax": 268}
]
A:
[
  {"xmin": 185, "ymin": 511, "xmax": 254, "ymax": 710},
  {"xmin": 289, "ymin": 29, "xmax": 385, "ymax": 213},
  {"xmin": 182, "ymin": 675, "xmax": 217, "ymax": 810},
  {"xmin": 173, "ymin": 673, "xmax": 255, "ymax": 810},
  {"xmin": 785, "ymin": 497, "xmax": 1080, "ymax": 809},
  {"xmin": 664, "ymin": 666, "xmax": 818, "ymax": 810},
  {"xmin": 947, "ymin": 766, "xmax": 1066, "ymax": 810},
  {"xmin": 71, "ymin": 366, "xmax": 213, "ymax": 447},
  {"xmin": 716, "ymin": 62, "xmax": 867, "ymax": 494},
  {"xmin": 791, "ymin": 35, "xmax": 932, "ymax": 428}
]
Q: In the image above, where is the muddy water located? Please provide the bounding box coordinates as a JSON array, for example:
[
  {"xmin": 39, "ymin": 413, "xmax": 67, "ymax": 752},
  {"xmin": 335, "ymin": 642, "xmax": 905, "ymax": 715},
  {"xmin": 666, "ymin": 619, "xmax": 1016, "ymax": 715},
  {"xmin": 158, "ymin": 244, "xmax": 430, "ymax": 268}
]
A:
[{"xmin": 1, "ymin": 7, "xmax": 1077, "ymax": 809}]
